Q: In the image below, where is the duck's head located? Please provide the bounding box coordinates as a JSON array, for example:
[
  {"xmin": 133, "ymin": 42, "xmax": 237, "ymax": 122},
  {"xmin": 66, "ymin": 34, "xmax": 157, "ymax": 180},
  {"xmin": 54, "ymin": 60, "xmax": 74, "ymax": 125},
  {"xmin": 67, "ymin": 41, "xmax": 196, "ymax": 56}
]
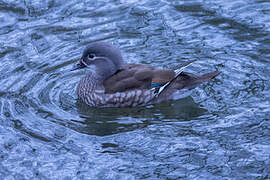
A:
[{"xmin": 72, "ymin": 42, "xmax": 124, "ymax": 80}]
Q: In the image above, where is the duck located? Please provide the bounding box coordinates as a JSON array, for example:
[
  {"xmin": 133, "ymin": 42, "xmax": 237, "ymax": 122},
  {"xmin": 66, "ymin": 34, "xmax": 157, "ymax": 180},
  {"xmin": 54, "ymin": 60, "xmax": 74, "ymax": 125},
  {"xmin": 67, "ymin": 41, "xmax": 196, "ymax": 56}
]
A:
[{"xmin": 72, "ymin": 42, "xmax": 220, "ymax": 107}]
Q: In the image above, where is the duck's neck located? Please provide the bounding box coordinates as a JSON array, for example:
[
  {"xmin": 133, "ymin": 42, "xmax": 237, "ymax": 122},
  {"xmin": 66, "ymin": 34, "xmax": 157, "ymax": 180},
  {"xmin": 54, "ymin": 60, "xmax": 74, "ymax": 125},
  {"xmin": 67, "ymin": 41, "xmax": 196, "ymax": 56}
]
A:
[
  {"xmin": 87, "ymin": 71, "xmax": 105, "ymax": 86},
  {"xmin": 95, "ymin": 66, "xmax": 119, "ymax": 81}
]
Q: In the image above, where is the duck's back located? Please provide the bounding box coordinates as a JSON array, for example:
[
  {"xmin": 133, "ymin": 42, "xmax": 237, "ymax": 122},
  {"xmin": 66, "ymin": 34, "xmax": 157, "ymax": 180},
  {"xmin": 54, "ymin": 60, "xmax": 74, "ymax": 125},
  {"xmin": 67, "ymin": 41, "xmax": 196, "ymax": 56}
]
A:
[{"xmin": 103, "ymin": 64, "xmax": 175, "ymax": 94}]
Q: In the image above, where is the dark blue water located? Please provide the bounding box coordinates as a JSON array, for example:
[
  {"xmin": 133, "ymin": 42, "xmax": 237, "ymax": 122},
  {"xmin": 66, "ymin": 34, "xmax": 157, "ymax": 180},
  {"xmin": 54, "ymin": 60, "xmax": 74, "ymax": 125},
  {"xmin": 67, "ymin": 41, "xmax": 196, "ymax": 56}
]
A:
[{"xmin": 0, "ymin": 0, "xmax": 269, "ymax": 179}]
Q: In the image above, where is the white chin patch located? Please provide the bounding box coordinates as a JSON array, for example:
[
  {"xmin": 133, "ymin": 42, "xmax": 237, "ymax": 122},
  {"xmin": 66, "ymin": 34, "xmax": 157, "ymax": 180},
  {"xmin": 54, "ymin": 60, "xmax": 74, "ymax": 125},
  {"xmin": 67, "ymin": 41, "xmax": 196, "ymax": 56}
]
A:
[{"xmin": 84, "ymin": 65, "xmax": 96, "ymax": 72}]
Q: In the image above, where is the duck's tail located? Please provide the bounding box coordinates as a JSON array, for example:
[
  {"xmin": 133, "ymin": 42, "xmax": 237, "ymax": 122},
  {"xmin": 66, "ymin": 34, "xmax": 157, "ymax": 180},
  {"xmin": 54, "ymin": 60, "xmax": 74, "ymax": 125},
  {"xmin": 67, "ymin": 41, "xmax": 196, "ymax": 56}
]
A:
[
  {"xmin": 175, "ymin": 71, "xmax": 221, "ymax": 90},
  {"xmin": 155, "ymin": 60, "xmax": 220, "ymax": 100}
]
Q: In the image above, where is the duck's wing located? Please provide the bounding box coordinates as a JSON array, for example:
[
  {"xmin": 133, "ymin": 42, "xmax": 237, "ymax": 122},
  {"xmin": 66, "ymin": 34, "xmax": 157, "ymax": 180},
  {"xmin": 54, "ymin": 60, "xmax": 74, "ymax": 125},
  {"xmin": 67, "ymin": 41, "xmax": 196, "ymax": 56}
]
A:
[{"xmin": 103, "ymin": 64, "xmax": 175, "ymax": 94}]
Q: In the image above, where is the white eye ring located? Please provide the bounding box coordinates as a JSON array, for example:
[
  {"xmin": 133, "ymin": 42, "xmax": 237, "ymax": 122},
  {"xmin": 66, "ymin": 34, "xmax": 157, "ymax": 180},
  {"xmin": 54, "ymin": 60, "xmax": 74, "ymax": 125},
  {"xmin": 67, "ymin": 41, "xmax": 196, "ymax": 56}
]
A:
[{"xmin": 88, "ymin": 53, "xmax": 96, "ymax": 60}]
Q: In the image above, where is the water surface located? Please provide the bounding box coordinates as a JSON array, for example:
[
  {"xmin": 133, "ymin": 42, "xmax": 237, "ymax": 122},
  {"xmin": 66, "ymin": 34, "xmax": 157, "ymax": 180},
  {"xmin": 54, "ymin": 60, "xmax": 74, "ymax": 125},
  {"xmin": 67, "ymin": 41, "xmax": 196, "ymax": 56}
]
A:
[{"xmin": 0, "ymin": 0, "xmax": 269, "ymax": 179}]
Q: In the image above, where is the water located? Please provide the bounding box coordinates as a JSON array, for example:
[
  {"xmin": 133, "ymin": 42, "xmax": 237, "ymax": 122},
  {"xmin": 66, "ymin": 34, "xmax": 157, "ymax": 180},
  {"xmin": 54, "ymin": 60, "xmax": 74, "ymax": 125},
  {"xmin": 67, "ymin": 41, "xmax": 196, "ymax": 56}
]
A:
[{"xmin": 0, "ymin": 0, "xmax": 269, "ymax": 179}]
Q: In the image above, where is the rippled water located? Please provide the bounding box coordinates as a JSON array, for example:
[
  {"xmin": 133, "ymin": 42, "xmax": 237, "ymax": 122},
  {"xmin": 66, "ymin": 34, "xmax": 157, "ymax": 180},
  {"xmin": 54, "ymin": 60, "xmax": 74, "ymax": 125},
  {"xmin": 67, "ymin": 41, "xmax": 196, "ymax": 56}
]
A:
[{"xmin": 0, "ymin": 0, "xmax": 269, "ymax": 179}]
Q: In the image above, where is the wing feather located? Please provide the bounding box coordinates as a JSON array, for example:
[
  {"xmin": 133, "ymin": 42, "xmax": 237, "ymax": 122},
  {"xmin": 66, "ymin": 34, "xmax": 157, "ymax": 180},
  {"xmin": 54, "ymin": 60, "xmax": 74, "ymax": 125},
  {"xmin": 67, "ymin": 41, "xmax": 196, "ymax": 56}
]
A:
[{"xmin": 103, "ymin": 64, "xmax": 175, "ymax": 94}]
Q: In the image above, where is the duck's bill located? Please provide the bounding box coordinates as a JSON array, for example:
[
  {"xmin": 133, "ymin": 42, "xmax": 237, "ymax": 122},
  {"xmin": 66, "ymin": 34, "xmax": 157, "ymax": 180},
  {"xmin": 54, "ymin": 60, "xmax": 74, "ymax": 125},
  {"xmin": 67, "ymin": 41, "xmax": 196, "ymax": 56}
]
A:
[{"xmin": 70, "ymin": 60, "xmax": 87, "ymax": 71}]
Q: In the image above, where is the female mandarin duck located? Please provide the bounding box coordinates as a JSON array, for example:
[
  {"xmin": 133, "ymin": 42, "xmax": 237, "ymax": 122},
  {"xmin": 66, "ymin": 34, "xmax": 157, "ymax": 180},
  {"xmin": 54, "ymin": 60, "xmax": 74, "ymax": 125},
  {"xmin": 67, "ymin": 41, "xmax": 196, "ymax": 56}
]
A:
[{"xmin": 72, "ymin": 42, "xmax": 220, "ymax": 107}]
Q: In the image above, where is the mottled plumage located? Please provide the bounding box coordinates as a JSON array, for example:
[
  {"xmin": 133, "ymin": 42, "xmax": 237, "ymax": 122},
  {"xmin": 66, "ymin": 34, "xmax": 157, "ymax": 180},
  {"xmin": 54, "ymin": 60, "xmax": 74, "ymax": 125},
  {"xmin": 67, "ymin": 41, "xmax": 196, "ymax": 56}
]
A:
[{"xmin": 72, "ymin": 42, "xmax": 220, "ymax": 107}]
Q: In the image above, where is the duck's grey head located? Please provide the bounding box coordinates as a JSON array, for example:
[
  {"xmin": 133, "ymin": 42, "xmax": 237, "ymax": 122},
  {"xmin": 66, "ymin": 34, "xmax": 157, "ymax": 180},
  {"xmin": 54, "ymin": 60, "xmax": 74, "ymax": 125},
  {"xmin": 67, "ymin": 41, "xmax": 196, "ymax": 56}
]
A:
[{"xmin": 73, "ymin": 42, "xmax": 124, "ymax": 80}]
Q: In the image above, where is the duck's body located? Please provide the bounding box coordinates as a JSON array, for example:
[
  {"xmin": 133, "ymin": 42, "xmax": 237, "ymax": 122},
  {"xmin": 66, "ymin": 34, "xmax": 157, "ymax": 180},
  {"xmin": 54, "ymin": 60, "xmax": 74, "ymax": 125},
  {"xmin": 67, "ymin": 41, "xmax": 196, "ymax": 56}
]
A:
[{"xmin": 73, "ymin": 42, "xmax": 220, "ymax": 107}]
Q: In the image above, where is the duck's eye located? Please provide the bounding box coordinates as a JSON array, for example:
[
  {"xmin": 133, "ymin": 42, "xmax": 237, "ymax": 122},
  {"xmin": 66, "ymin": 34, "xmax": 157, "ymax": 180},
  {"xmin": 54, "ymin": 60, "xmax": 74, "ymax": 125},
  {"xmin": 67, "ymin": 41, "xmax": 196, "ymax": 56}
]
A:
[{"xmin": 88, "ymin": 54, "xmax": 95, "ymax": 60}]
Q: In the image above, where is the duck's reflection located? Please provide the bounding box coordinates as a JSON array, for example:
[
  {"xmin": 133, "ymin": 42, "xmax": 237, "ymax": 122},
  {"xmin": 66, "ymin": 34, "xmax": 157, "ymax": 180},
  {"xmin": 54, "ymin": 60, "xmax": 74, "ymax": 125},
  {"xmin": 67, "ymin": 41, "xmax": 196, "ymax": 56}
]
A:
[{"xmin": 70, "ymin": 96, "xmax": 207, "ymax": 136}]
